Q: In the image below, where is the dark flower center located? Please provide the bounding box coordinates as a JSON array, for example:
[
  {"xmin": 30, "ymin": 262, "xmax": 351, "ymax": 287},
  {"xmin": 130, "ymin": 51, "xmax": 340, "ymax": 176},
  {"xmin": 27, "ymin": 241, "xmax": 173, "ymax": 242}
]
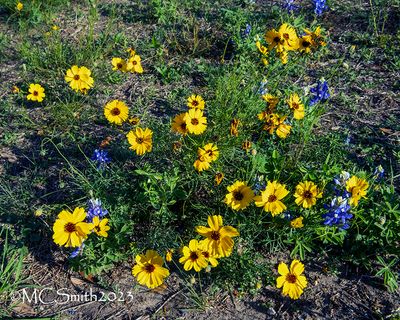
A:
[
  {"xmin": 273, "ymin": 36, "xmax": 280, "ymax": 43},
  {"xmin": 292, "ymin": 103, "xmax": 299, "ymax": 109},
  {"xmin": 303, "ymin": 191, "xmax": 313, "ymax": 199},
  {"xmin": 268, "ymin": 195, "xmax": 277, "ymax": 202},
  {"xmin": 283, "ymin": 33, "xmax": 289, "ymax": 40},
  {"xmin": 190, "ymin": 252, "xmax": 199, "ymax": 261},
  {"xmin": 117, "ymin": 63, "xmax": 123, "ymax": 69},
  {"xmin": 136, "ymin": 137, "xmax": 144, "ymax": 144},
  {"xmin": 211, "ymin": 231, "xmax": 220, "ymax": 241},
  {"xmin": 95, "ymin": 226, "xmax": 101, "ymax": 232},
  {"xmin": 233, "ymin": 191, "xmax": 244, "ymax": 201},
  {"xmin": 132, "ymin": 60, "xmax": 137, "ymax": 65},
  {"xmin": 144, "ymin": 264, "xmax": 155, "ymax": 273},
  {"xmin": 202, "ymin": 252, "xmax": 210, "ymax": 258},
  {"xmin": 111, "ymin": 107, "xmax": 121, "ymax": 116},
  {"xmin": 64, "ymin": 222, "xmax": 76, "ymax": 233},
  {"xmin": 286, "ymin": 273, "xmax": 297, "ymax": 283},
  {"xmin": 303, "ymin": 40, "xmax": 311, "ymax": 47},
  {"xmin": 33, "ymin": 91, "xmax": 38, "ymax": 96},
  {"xmin": 191, "ymin": 118, "xmax": 199, "ymax": 125},
  {"xmin": 192, "ymin": 100, "xmax": 199, "ymax": 106},
  {"xmin": 73, "ymin": 75, "xmax": 80, "ymax": 80},
  {"xmin": 180, "ymin": 123, "xmax": 187, "ymax": 130}
]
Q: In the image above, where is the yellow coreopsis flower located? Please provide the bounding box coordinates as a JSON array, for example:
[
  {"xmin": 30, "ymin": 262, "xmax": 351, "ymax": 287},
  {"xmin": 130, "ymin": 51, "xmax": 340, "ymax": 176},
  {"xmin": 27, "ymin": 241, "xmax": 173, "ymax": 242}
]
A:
[
  {"xmin": 261, "ymin": 93, "xmax": 279, "ymax": 109},
  {"xmin": 279, "ymin": 49, "xmax": 288, "ymax": 64},
  {"xmin": 254, "ymin": 180, "xmax": 289, "ymax": 216},
  {"xmin": 128, "ymin": 117, "xmax": 140, "ymax": 125},
  {"xmin": 65, "ymin": 66, "xmax": 94, "ymax": 93},
  {"xmin": 26, "ymin": 83, "xmax": 45, "ymax": 102},
  {"xmin": 171, "ymin": 113, "xmax": 189, "ymax": 135},
  {"xmin": 179, "ymin": 239, "xmax": 208, "ymax": 272},
  {"xmin": 104, "ymin": 100, "xmax": 129, "ymax": 125},
  {"xmin": 276, "ymin": 116, "xmax": 292, "ymax": 139},
  {"xmin": 242, "ymin": 140, "xmax": 252, "ymax": 151},
  {"xmin": 12, "ymin": 85, "xmax": 20, "ymax": 93},
  {"xmin": 230, "ymin": 118, "xmax": 240, "ymax": 137},
  {"xmin": 265, "ymin": 29, "xmax": 285, "ymax": 52},
  {"xmin": 126, "ymin": 127, "xmax": 153, "ymax": 155},
  {"xmin": 187, "ymin": 94, "xmax": 205, "ymax": 110},
  {"xmin": 278, "ymin": 23, "xmax": 299, "ymax": 51},
  {"xmin": 183, "ymin": 109, "xmax": 207, "ymax": 135},
  {"xmin": 199, "ymin": 240, "xmax": 219, "ymax": 268},
  {"xmin": 345, "ymin": 176, "xmax": 369, "ymax": 206},
  {"xmin": 215, "ymin": 172, "xmax": 224, "ymax": 186},
  {"xmin": 127, "ymin": 47, "xmax": 136, "ymax": 57},
  {"xmin": 287, "ymin": 93, "xmax": 305, "ymax": 120},
  {"xmin": 127, "ymin": 54, "xmax": 143, "ymax": 73},
  {"xmin": 132, "ymin": 250, "xmax": 170, "ymax": 289},
  {"xmin": 256, "ymin": 41, "xmax": 268, "ymax": 55},
  {"xmin": 298, "ymin": 35, "xmax": 314, "ymax": 53},
  {"xmin": 276, "ymin": 260, "xmax": 307, "ymax": 299},
  {"xmin": 304, "ymin": 26, "xmax": 326, "ymax": 47},
  {"xmin": 92, "ymin": 216, "xmax": 110, "ymax": 237},
  {"xmin": 52, "ymin": 25, "xmax": 60, "ymax": 31},
  {"xmin": 199, "ymin": 143, "xmax": 219, "ymax": 162},
  {"xmin": 16, "ymin": 1, "xmax": 23, "ymax": 11},
  {"xmin": 52, "ymin": 207, "xmax": 93, "ymax": 248},
  {"xmin": 290, "ymin": 217, "xmax": 304, "ymax": 229},
  {"xmin": 294, "ymin": 181, "xmax": 322, "ymax": 208},
  {"xmin": 225, "ymin": 181, "xmax": 254, "ymax": 211},
  {"xmin": 262, "ymin": 113, "xmax": 280, "ymax": 134},
  {"xmin": 193, "ymin": 154, "xmax": 211, "ymax": 172},
  {"xmin": 111, "ymin": 57, "xmax": 127, "ymax": 72},
  {"xmin": 196, "ymin": 215, "xmax": 239, "ymax": 257},
  {"xmin": 165, "ymin": 249, "xmax": 174, "ymax": 262}
]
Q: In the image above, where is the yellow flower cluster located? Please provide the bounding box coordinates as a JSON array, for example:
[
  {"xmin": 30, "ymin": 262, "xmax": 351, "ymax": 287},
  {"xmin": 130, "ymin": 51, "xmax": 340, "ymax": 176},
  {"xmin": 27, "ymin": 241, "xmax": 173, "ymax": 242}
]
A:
[
  {"xmin": 257, "ymin": 24, "xmax": 327, "ymax": 65},
  {"xmin": 130, "ymin": 215, "xmax": 238, "ymax": 289},
  {"xmin": 193, "ymin": 143, "xmax": 219, "ymax": 172},
  {"xmin": 224, "ymin": 180, "xmax": 322, "ymax": 216},
  {"xmin": 257, "ymin": 91, "xmax": 306, "ymax": 139},
  {"xmin": 180, "ymin": 215, "xmax": 239, "ymax": 271},
  {"xmin": 52, "ymin": 207, "xmax": 110, "ymax": 248},
  {"xmin": 111, "ymin": 48, "xmax": 143, "ymax": 74},
  {"xmin": 171, "ymin": 94, "xmax": 207, "ymax": 136}
]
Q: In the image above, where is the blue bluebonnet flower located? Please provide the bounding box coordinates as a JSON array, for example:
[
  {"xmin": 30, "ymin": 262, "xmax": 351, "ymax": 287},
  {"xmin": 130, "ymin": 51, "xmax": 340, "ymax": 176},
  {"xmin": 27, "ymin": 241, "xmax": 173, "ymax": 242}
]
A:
[
  {"xmin": 323, "ymin": 196, "xmax": 352, "ymax": 230},
  {"xmin": 69, "ymin": 244, "xmax": 85, "ymax": 258},
  {"xmin": 283, "ymin": 211, "xmax": 294, "ymax": 220},
  {"xmin": 373, "ymin": 165, "xmax": 384, "ymax": 181},
  {"xmin": 241, "ymin": 24, "xmax": 251, "ymax": 38},
  {"xmin": 91, "ymin": 149, "xmax": 111, "ymax": 167},
  {"xmin": 282, "ymin": 0, "xmax": 300, "ymax": 13},
  {"xmin": 257, "ymin": 79, "xmax": 268, "ymax": 95},
  {"xmin": 310, "ymin": 80, "xmax": 330, "ymax": 105},
  {"xmin": 253, "ymin": 175, "xmax": 266, "ymax": 193},
  {"xmin": 313, "ymin": 0, "xmax": 328, "ymax": 16},
  {"xmin": 333, "ymin": 171, "xmax": 351, "ymax": 187},
  {"xmin": 87, "ymin": 199, "xmax": 108, "ymax": 221}
]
